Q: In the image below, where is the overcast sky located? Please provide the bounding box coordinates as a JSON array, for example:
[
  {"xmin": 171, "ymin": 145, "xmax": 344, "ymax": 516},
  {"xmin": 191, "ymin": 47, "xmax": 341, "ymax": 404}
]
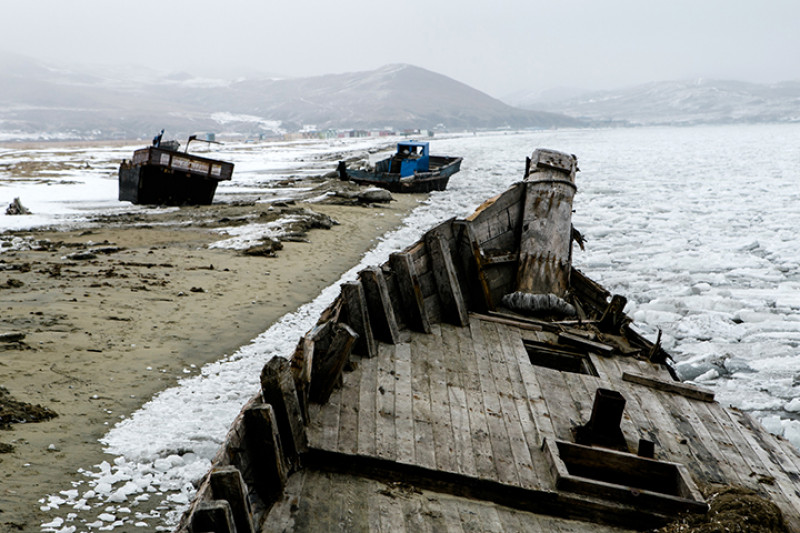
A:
[{"xmin": 3, "ymin": 0, "xmax": 799, "ymax": 98}]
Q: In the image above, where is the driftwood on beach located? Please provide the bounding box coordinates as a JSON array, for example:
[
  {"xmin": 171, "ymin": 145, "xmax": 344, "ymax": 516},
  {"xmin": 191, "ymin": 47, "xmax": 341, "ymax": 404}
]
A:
[{"xmin": 176, "ymin": 149, "xmax": 797, "ymax": 533}]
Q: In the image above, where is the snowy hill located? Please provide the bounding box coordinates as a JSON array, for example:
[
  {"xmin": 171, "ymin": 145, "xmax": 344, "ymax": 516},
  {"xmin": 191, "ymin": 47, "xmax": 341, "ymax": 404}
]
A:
[
  {"xmin": 505, "ymin": 79, "xmax": 800, "ymax": 126},
  {"xmin": 0, "ymin": 54, "xmax": 579, "ymax": 141}
]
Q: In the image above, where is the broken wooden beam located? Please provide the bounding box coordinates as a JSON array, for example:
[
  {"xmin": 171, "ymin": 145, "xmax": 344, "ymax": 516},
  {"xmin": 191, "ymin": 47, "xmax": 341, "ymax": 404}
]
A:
[
  {"xmin": 261, "ymin": 356, "xmax": 308, "ymax": 468},
  {"xmin": 359, "ymin": 266, "xmax": 401, "ymax": 343},
  {"xmin": 454, "ymin": 220, "xmax": 495, "ymax": 312},
  {"xmin": 425, "ymin": 231, "xmax": 469, "ymax": 326},
  {"xmin": 389, "ymin": 251, "xmax": 432, "ymax": 333},
  {"xmin": 191, "ymin": 500, "xmax": 237, "ymax": 533},
  {"xmin": 622, "ymin": 372, "xmax": 715, "ymax": 403},
  {"xmin": 208, "ymin": 467, "xmax": 255, "ymax": 533},
  {"xmin": 243, "ymin": 404, "xmax": 288, "ymax": 503},
  {"xmin": 599, "ymin": 294, "xmax": 628, "ymax": 332},
  {"xmin": 341, "ymin": 280, "xmax": 377, "ymax": 356},
  {"xmin": 310, "ymin": 323, "xmax": 358, "ymax": 404}
]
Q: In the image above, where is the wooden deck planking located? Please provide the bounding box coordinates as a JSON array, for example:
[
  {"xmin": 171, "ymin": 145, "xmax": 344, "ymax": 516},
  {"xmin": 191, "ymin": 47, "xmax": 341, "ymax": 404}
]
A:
[
  {"xmin": 685, "ymin": 398, "xmax": 750, "ymax": 486},
  {"xmin": 593, "ymin": 355, "xmax": 655, "ymax": 451},
  {"xmin": 727, "ymin": 413, "xmax": 800, "ymax": 531},
  {"xmin": 532, "ymin": 364, "xmax": 582, "ymax": 442},
  {"xmin": 457, "ymin": 320, "xmax": 496, "ymax": 480},
  {"xmin": 375, "ymin": 343, "xmax": 398, "ymax": 462},
  {"xmin": 319, "ymin": 384, "xmax": 343, "ymax": 453},
  {"xmin": 261, "ymin": 469, "xmax": 308, "ymax": 532},
  {"xmin": 472, "ymin": 500, "xmax": 506, "ymax": 533},
  {"xmin": 705, "ymin": 401, "xmax": 800, "ymax": 525},
  {"xmin": 337, "ymin": 363, "xmax": 362, "ymax": 455},
  {"xmin": 667, "ymin": 393, "xmax": 731, "ymax": 484},
  {"xmin": 437, "ymin": 496, "xmax": 469, "ymax": 533},
  {"xmin": 495, "ymin": 323, "xmax": 554, "ymax": 489},
  {"xmin": 484, "ymin": 321, "xmax": 540, "ymax": 490},
  {"xmin": 377, "ymin": 490, "xmax": 408, "ymax": 533},
  {"xmin": 622, "ymin": 377, "xmax": 697, "ymax": 468},
  {"xmin": 394, "ymin": 342, "xmax": 416, "ymax": 464},
  {"xmin": 357, "ymin": 353, "xmax": 378, "ymax": 457},
  {"xmin": 410, "ymin": 331, "xmax": 437, "ymax": 470},
  {"xmin": 400, "ymin": 488, "xmax": 430, "ymax": 533},
  {"xmin": 441, "ymin": 324, "xmax": 479, "ymax": 478},
  {"xmin": 430, "ymin": 324, "xmax": 458, "ymax": 473},
  {"xmin": 504, "ymin": 323, "xmax": 557, "ymax": 445},
  {"xmin": 471, "ymin": 318, "xmax": 521, "ymax": 486}
]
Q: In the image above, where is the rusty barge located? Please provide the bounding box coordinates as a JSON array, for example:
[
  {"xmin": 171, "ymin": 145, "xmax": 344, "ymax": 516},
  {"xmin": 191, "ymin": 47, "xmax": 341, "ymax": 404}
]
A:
[
  {"xmin": 177, "ymin": 149, "xmax": 799, "ymax": 532},
  {"xmin": 119, "ymin": 133, "xmax": 233, "ymax": 206}
]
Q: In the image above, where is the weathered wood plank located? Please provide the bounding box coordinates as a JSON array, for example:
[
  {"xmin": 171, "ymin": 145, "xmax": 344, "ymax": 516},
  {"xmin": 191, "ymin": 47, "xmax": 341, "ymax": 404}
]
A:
[
  {"xmin": 558, "ymin": 331, "xmax": 615, "ymax": 355},
  {"xmin": 394, "ymin": 342, "xmax": 416, "ymax": 464},
  {"xmin": 357, "ymin": 353, "xmax": 378, "ymax": 457},
  {"xmin": 319, "ymin": 383, "xmax": 342, "ymax": 452},
  {"xmin": 441, "ymin": 325, "xmax": 478, "ymax": 478},
  {"xmin": 496, "ymin": 323, "xmax": 553, "ymax": 490},
  {"xmin": 465, "ymin": 182, "xmax": 524, "ymax": 224},
  {"xmin": 705, "ymin": 402, "xmax": 797, "ymax": 516},
  {"xmin": 622, "ymin": 371, "xmax": 715, "ymax": 402},
  {"xmin": 458, "ymin": 318, "xmax": 496, "ymax": 480},
  {"xmin": 360, "ymin": 266, "xmax": 402, "ymax": 344},
  {"xmin": 426, "ymin": 231, "xmax": 469, "ymax": 326},
  {"xmin": 532, "ymin": 365, "xmax": 582, "ymax": 443},
  {"xmin": 685, "ymin": 398, "xmax": 748, "ymax": 486},
  {"xmin": 389, "ymin": 252, "xmax": 432, "ymax": 333},
  {"xmin": 453, "ymin": 220, "xmax": 495, "ymax": 312},
  {"xmin": 472, "ymin": 319, "xmax": 520, "ymax": 486},
  {"xmin": 378, "ymin": 487, "xmax": 408, "ymax": 533},
  {"xmin": 503, "ymin": 323, "xmax": 557, "ymax": 446},
  {"xmin": 622, "ymin": 377, "xmax": 698, "ymax": 470},
  {"xmin": 429, "ymin": 324, "xmax": 458, "ymax": 473},
  {"xmin": 337, "ymin": 361, "xmax": 362, "ymax": 455},
  {"xmin": 484, "ymin": 321, "xmax": 539, "ymax": 490},
  {"xmin": 375, "ymin": 343, "xmax": 398, "ymax": 461},
  {"xmin": 410, "ymin": 331, "xmax": 437, "ymax": 470},
  {"xmin": 260, "ymin": 469, "xmax": 307, "ymax": 532},
  {"xmin": 341, "ymin": 281, "xmax": 377, "ymax": 358}
]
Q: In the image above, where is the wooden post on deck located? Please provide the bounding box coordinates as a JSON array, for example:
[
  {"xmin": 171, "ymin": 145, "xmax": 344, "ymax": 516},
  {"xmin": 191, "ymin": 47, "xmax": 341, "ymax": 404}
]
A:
[
  {"xmin": 261, "ymin": 357, "xmax": 308, "ymax": 469},
  {"xmin": 191, "ymin": 500, "xmax": 237, "ymax": 533},
  {"xmin": 516, "ymin": 149, "xmax": 578, "ymax": 297},
  {"xmin": 208, "ymin": 467, "xmax": 255, "ymax": 533}
]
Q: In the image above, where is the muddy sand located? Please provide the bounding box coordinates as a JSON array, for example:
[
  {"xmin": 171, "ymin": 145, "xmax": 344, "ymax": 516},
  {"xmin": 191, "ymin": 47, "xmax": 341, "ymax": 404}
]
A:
[{"xmin": 0, "ymin": 194, "xmax": 423, "ymax": 530}]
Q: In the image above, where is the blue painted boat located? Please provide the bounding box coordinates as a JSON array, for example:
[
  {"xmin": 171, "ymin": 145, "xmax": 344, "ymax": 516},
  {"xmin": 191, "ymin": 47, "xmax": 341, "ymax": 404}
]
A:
[{"xmin": 337, "ymin": 141, "xmax": 462, "ymax": 193}]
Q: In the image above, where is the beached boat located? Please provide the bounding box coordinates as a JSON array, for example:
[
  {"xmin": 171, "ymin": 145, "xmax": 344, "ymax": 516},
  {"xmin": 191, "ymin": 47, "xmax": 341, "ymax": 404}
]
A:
[
  {"xmin": 337, "ymin": 141, "xmax": 462, "ymax": 193},
  {"xmin": 118, "ymin": 132, "xmax": 234, "ymax": 206},
  {"xmin": 177, "ymin": 149, "xmax": 799, "ymax": 532}
]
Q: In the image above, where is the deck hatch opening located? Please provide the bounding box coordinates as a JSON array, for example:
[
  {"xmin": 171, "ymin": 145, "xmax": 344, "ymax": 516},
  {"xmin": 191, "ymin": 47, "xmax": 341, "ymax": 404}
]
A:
[
  {"xmin": 523, "ymin": 340, "xmax": 597, "ymax": 376},
  {"xmin": 542, "ymin": 439, "xmax": 708, "ymax": 516}
]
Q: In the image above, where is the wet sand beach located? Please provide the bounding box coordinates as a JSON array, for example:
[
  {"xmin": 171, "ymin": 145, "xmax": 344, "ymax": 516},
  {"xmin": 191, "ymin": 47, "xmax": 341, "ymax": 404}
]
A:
[{"xmin": 0, "ymin": 193, "xmax": 423, "ymax": 530}]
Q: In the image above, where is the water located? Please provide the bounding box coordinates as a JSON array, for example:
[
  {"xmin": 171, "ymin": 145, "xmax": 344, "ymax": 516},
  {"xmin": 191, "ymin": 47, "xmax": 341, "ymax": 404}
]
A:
[{"xmin": 9, "ymin": 124, "xmax": 800, "ymax": 530}]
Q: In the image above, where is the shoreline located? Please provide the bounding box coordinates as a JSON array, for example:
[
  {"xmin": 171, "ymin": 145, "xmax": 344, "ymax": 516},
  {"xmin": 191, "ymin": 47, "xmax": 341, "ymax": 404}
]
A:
[{"xmin": 0, "ymin": 194, "xmax": 425, "ymax": 530}]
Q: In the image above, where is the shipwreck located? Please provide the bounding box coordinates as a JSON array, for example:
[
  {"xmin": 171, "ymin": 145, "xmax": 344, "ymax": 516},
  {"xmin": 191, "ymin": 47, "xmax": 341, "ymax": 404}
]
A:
[
  {"xmin": 176, "ymin": 149, "xmax": 799, "ymax": 532},
  {"xmin": 119, "ymin": 132, "xmax": 234, "ymax": 206}
]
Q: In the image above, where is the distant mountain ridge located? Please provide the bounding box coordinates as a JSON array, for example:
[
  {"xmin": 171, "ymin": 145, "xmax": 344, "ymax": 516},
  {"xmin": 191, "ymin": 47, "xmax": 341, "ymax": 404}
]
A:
[
  {"xmin": 0, "ymin": 54, "xmax": 578, "ymax": 141},
  {"xmin": 506, "ymin": 79, "xmax": 800, "ymax": 126}
]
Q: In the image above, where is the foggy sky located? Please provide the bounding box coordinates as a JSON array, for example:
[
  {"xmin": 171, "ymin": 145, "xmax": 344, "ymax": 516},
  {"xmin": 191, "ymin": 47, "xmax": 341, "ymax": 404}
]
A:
[{"xmin": 3, "ymin": 0, "xmax": 799, "ymax": 98}]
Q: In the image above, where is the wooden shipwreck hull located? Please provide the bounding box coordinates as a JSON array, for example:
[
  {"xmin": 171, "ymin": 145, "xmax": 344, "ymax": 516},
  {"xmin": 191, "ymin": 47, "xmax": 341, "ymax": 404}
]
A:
[{"xmin": 177, "ymin": 149, "xmax": 800, "ymax": 532}]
